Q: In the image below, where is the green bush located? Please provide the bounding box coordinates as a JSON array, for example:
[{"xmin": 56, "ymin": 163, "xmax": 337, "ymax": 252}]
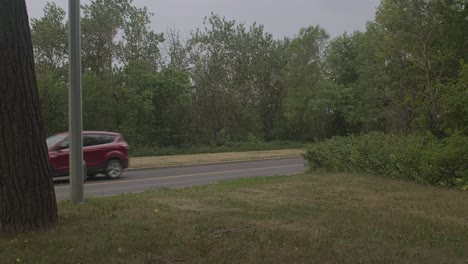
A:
[{"xmin": 304, "ymin": 132, "xmax": 468, "ymax": 190}]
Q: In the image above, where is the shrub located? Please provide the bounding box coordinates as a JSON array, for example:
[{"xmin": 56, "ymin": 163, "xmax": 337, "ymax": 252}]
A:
[{"xmin": 304, "ymin": 132, "xmax": 468, "ymax": 190}]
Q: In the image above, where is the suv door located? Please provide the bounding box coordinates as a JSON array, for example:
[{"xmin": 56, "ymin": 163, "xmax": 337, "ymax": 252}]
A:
[
  {"xmin": 52, "ymin": 139, "xmax": 70, "ymax": 174},
  {"xmin": 83, "ymin": 134, "xmax": 115, "ymax": 169}
]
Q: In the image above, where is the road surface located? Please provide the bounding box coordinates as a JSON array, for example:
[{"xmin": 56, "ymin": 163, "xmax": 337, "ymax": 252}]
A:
[{"xmin": 54, "ymin": 157, "xmax": 307, "ymax": 200}]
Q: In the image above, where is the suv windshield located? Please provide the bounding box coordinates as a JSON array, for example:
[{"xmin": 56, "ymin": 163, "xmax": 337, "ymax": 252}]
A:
[{"xmin": 46, "ymin": 135, "xmax": 66, "ymax": 148}]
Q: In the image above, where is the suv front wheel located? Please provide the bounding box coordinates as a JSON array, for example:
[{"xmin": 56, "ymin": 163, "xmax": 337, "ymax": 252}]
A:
[{"xmin": 106, "ymin": 159, "xmax": 123, "ymax": 179}]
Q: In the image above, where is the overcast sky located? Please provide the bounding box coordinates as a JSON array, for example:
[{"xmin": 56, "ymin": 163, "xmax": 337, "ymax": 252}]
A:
[{"xmin": 25, "ymin": 0, "xmax": 382, "ymax": 39}]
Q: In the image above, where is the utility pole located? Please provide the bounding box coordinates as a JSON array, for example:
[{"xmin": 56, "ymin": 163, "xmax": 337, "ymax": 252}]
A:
[{"xmin": 69, "ymin": 0, "xmax": 84, "ymax": 203}]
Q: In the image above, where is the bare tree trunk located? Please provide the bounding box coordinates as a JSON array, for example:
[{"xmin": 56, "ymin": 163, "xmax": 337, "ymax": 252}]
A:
[{"xmin": 0, "ymin": 0, "xmax": 58, "ymax": 232}]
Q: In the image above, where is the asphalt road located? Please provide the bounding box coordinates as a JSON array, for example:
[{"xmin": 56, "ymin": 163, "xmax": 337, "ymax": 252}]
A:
[{"xmin": 54, "ymin": 157, "xmax": 307, "ymax": 201}]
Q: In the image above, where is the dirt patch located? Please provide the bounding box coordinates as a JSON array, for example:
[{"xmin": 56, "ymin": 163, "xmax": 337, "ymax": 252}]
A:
[{"xmin": 129, "ymin": 149, "xmax": 304, "ymax": 169}]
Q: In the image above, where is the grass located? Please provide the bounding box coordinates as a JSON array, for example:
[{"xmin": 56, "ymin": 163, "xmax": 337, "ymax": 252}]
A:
[
  {"xmin": 129, "ymin": 140, "xmax": 307, "ymax": 157},
  {"xmin": 1, "ymin": 173, "xmax": 467, "ymax": 263},
  {"xmin": 129, "ymin": 148, "xmax": 304, "ymax": 169}
]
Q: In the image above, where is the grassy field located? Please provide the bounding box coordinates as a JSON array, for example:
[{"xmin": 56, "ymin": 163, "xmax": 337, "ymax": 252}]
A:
[{"xmin": 1, "ymin": 173, "xmax": 467, "ymax": 263}]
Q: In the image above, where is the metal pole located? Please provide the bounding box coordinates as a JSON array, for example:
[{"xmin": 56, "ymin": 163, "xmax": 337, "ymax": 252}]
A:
[{"xmin": 69, "ymin": 0, "xmax": 84, "ymax": 203}]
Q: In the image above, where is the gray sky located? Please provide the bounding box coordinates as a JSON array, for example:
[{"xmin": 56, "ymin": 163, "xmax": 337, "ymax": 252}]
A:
[{"xmin": 25, "ymin": 0, "xmax": 381, "ymax": 39}]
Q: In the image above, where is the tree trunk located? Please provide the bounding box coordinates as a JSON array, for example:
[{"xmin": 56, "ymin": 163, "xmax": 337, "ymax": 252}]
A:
[{"xmin": 0, "ymin": 0, "xmax": 58, "ymax": 232}]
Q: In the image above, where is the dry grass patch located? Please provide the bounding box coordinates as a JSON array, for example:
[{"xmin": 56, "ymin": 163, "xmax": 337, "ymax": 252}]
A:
[
  {"xmin": 130, "ymin": 148, "xmax": 304, "ymax": 169},
  {"xmin": 1, "ymin": 173, "xmax": 467, "ymax": 263}
]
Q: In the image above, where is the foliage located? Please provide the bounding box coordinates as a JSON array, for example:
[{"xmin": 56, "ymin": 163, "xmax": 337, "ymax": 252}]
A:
[
  {"xmin": 374, "ymin": 0, "xmax": 468, "ymax": 135},
  {"xmin": 189, "ymin": 14, "xmax": 288, "ymax": 143},
  {"xmin": 31, "ymin": 0, "xmax": 468, "ymax": 155},
  {"xmin": 130, "ymin": 140, "xmax": 305, "ymax": 157},
  {"xmin": 305, "ymin": 132, "xmax": 468, "ymax": 189},
  {"xmin": 31, "ymin": 2, "xmax": 68, "ymax": 70},
  {"xmin": 283, "ymin": 26, "xmax": 331, "ymax": 140},
  {"xmin": 37, "ymin": 70, "xmax": 68, "ymax": 136},
  {"xmin": 440, "ymin": 63, "xmax": 468, "ymax": 135},
  {"xmin": 325, "ymin": 28, "xmax": 400, "ymax": 134}
]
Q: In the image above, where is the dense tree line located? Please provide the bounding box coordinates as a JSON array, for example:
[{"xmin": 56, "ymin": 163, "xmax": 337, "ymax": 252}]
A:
[{"xmin": 32, "ymin": 0, "xmax": 467, "ymax": 150}]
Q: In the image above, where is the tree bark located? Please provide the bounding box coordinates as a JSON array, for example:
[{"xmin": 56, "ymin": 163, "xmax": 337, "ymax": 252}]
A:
[{"xmin": 0, "ymin": 0, "xmax": 58, "ymax": 232}]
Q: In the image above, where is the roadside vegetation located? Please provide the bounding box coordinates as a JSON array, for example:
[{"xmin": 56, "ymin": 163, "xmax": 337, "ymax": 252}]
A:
[
  {"xmin": 305, "ymin": 132, "xmax": 468, "ymax": 190},
  {"xmin": 1, "ymin": 173, "xmax": 467, "ymax": 263},
  {"xmin": 33, "ymin": 0, "xmax": 468, "ymax": 198},
  {"xmin": 27, "ymin": 0, "xmax": 466, "ymax": 197},
  {"xmin": 130, "ymin": 141, "xmax": 306, "ymax": 157},
  {"xmin": 33, "ymin": 0, "xmax": 467, "ymax": 158}
]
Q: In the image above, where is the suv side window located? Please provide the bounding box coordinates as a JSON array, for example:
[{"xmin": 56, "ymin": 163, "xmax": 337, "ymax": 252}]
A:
[
  {"xmin": 97, "ymin": 135, "xmax": 115, "ymax": 145},
  {"xmin": 83, "ymin": 134, "xmax": 115, "ymax": 147},
  {"xmin": 83, "ymin": 135, "xmax": 99, "ymax": 147}
]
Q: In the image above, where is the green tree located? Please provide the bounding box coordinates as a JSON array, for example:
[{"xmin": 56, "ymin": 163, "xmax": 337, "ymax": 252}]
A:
[
  {"xmin": 375, "ymin": 0, "xmax": 468, "ymax": 135},
  {"xmin": 112, "ymin": 63, "xmax": 192, "ymax": 147},
  {"xmin": 440, "ymin": 63, "xmax": 468, "ymax": 134},
  {"xmin": 325, "ymin": 26, "xmax": 400, "ymax": 134},
  {"xmin": 352, "ymin": 24, "xmax": 400, "ymax": 132},
  {"xmin": 118, "ymin": 5, "xmax": 164, "ymax": 69},
  {"xmin": 163, "ymin": 28, "xmax": 192, "ymax": 71},
  {"xmin": 190, "ymin": 14, "xmax": 288, "ymax": 143},
  {"xmin": 30, "ymin": 2, "xmax": 69, "ymax": 136},
  {"xmin": 30, "ymin": 2, "xmax": 68, "ymax": 71},
  {"xmin": 82, "ymin": 73, "xmax": 115, "ymax": 131},
  {"xmin": 149, "ymin": 68, "xmax": 192, "ymax": 146},
  {"xmin": 190, "ymin": 14, "xmax": 242, "ymax": 143},
  {"xmin": 79, "ymin": 0, "xmax": 166, "ymax": 147},
  {"xmin": 323, "ymin": 32, "xmax": 361, "ymax": 135},
  {"xmin": 283, "ymin": 25, "xmax": 330, "ymax": 140},
  {"xmin": 81, "ymin": 0, "xmax": 129, "ymax": 75},
  {"xmin": 37, "ymin": 70, "xmax": 68, "ymax": 136}
]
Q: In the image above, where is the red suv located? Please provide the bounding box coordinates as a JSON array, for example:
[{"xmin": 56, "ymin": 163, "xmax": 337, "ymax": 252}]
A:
[{"xmin": 47, "ymin": 131, "xmax": 129, "ymax": 179}]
